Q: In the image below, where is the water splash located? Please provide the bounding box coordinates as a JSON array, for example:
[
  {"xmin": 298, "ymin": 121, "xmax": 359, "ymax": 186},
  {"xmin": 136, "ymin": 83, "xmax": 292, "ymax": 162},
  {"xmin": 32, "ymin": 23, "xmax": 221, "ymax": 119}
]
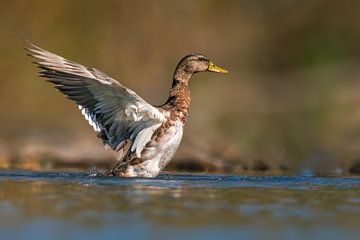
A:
[{"xmin": 88, "ymin": 162, "xmax": 99, "ymax": 177}]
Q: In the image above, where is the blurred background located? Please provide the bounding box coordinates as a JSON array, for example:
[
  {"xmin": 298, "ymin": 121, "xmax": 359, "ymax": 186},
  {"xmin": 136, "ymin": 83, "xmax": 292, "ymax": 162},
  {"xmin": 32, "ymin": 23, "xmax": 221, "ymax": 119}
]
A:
[{"xmin": 1, "ymin": 0, "xmax": 360, "ymax": 175}]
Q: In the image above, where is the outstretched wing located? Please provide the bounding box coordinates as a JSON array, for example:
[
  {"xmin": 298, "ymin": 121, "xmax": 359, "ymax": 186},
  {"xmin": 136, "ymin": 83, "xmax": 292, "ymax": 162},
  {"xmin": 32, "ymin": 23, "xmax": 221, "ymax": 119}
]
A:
[{"xmin": 25, "ymin": 42, "xmax": 166, "ymax": 157}]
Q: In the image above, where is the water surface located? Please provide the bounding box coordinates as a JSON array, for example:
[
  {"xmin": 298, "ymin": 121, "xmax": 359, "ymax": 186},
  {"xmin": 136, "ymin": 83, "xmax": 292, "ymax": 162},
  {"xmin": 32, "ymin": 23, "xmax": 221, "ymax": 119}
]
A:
[{"xmin": 0, "ymin": 170, "xmax": 359, "ymax": 240}]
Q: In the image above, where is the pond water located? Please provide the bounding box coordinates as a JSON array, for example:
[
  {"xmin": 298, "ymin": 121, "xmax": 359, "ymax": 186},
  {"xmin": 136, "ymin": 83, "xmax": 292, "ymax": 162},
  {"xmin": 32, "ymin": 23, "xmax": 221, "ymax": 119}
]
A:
[{"xmin": 0, "ymin": 170, "xmax": 359, "ymax": 240}]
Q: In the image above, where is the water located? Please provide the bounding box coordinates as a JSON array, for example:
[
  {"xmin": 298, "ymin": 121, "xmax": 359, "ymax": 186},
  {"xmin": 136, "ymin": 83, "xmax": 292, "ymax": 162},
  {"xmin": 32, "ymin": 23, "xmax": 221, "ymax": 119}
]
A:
[{"xmin": 0, "ymin": 170, "xmax": 360, "ymax": 240}]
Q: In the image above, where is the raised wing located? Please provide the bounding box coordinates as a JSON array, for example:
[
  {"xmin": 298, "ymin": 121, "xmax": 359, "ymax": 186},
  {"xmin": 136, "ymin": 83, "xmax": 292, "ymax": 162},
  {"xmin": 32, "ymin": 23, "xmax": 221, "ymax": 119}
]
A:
[{"xmin": 25, "ymin": 42, "xmax": 166, "ymax": 157}]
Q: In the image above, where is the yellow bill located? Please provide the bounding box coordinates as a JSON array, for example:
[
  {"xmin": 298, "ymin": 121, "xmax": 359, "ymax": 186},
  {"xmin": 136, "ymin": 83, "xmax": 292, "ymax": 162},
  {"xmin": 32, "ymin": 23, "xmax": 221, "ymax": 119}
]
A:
[{"xmin": 208, "ymin": 62, "xmax": 229, "ymax": 73}]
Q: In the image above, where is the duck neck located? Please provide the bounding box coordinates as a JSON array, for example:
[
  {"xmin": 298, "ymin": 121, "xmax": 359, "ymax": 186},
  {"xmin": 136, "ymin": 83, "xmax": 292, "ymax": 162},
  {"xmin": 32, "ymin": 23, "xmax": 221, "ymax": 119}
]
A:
[{"xmin": 165, "ymin": 76, "xmax": 191, "ymax": 122}]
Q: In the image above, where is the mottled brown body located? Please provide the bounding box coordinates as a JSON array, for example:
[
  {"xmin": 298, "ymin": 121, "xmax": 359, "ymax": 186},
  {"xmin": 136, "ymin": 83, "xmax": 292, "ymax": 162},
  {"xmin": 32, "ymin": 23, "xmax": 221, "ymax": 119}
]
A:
[
  {"xmin": 107, "ymin": 80, "xmax": 191, "ymax": 177},
  {"xmin": 104, "ymin": 53, "xmax": 227, "ymax": 177}
]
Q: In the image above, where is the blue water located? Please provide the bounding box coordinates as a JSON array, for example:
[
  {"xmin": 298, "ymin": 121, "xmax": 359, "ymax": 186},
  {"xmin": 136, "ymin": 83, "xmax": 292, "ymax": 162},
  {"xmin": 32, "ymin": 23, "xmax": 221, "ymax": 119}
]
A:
[{"xmin": 0, "ymin": 170, "xmax": 359, "ymax": 240}]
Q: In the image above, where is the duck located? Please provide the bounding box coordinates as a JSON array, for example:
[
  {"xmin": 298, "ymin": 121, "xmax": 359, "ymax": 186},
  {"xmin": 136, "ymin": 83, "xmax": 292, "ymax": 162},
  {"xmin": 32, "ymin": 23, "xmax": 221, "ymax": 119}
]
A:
[{"xmin": 25, "ymin": 42, "xmax": 228, "ymax": 178}]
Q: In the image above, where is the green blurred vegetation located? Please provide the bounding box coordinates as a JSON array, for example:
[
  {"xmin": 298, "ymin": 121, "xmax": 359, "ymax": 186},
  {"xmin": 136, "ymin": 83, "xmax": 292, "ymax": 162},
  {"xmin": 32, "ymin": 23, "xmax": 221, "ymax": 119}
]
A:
[{"xmin": 1, "ymin": 0, "xmax": 360, "ymax": 174}]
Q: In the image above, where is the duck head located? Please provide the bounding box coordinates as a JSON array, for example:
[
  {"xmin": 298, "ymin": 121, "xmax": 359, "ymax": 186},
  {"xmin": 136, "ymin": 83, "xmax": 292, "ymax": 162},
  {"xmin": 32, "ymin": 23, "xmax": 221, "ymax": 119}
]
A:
[{"xmin": 173, "ymin": 53, "xmax": 228, "ymax": 83}]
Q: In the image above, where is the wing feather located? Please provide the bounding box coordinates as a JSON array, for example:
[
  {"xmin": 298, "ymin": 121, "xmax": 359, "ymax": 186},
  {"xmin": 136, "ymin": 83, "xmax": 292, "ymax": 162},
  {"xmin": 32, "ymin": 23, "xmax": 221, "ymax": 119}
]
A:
[{"xmin": 25, "ymin": 42, "xmax": 166, "ymax": 156}]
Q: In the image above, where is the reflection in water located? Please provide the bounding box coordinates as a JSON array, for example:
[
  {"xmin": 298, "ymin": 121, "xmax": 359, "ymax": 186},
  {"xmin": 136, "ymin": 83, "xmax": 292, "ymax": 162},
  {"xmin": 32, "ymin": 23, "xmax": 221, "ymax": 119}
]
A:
[{"xmin": 0, "ymin": 171, "xmax": 360, "ymax": 240}]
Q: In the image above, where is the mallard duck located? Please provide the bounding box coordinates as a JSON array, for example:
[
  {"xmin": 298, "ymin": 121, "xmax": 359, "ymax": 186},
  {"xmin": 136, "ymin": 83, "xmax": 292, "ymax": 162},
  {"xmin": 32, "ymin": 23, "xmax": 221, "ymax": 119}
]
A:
[{"xmin": 25, "ymin": 42, "xmax": 228, "ymax": 177}]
